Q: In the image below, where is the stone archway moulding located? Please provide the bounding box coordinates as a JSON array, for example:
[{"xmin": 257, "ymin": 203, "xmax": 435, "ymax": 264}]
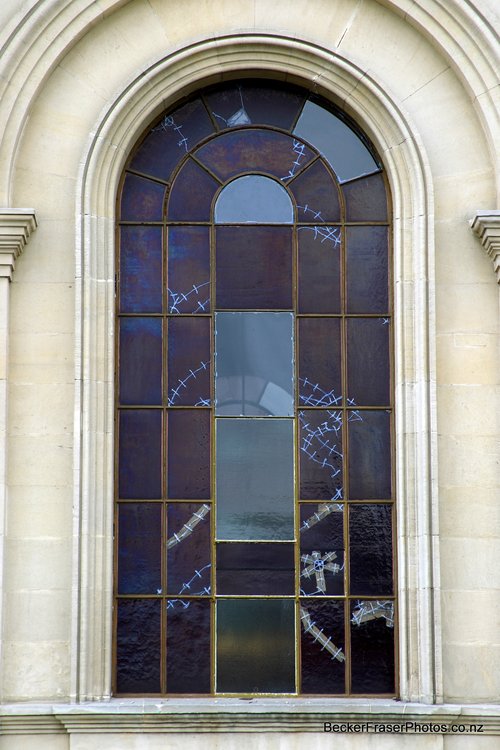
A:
[{"xmin": 73, "ymin": 34, "xmax": 441, "ymax": 709}]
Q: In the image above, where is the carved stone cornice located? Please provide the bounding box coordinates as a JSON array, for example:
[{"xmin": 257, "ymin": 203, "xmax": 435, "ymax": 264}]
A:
[
  {"xmin": 0, "ymin": 209, "xmax": 37, "ymax": 280},
  {"xmin": 471, "ymin": 210, "xmax": 500, "ymax": 284}
]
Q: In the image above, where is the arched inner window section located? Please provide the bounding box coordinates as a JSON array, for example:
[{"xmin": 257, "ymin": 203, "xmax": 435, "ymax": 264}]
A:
[{"xmin": 116, "ymin": 80, "xmax": 394, "ymax": 698}]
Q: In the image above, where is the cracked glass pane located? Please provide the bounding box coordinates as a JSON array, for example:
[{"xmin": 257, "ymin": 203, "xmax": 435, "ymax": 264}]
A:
[
  {"xmin": 299, "ymin": 409, "xmax": 343, "ymax": 501},
  {"xmin": 350, "ymin": 599, "xmax": 395, "ymax": 693},
  {"xmin": 298, "ymin": 318, "xmax": 342, "ymax": 408},
  {"xmin": 166, "ymin": 503, "xmax": 211, "ymax": 596},
  {"xmin": 298, "ymin": 225, "xmax": 341, "ymax": 313},
  {"xmin": 299, "ymin": 503, "xmax": 344, "ymax": 596},
  {"xmin": 289, "ymin": 159, "xmax": 341, "ymax": 222},
  {"xmin": 167, "ymin": 317, "xmax": 211, "ymax": 407},
  {"xmin": 206, "ymin": 82, "xmax": 305, "ymax": 131},
  {"xmin": 300, "ymin": 599, "xmax": 345, "ymax": 693},
  {"xmin": 167, "ymin": 226, "xmax": 210, "ymax": 314}
]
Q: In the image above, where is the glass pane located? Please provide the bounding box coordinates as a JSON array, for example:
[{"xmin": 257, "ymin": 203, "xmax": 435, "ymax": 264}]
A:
[
  {"xmin": 195, "ymin": 128, "xmax": 314, "ymax": 182},
  {"xmin": 298, "ymin": 318, "xmax": 342, "ymax": 408},
  {"xmin": 216, "ymin": 599, "xmax": 295, "ymax": 693},
  {"xmin": 215, "ymin": 312, "xmax": 294, "ymax": 416},
  {"xmin": 167, "ymin": 410, "xmax": 211, "ymax": 499},
  {"xmin": 350, "ymin": 600, "xmax": 395, "ymax": 693},
  {"xmin": 129, "ymin": 98, "xmax": 215, "ymax": 181},
  {"xmin": 348, "ymin": 410, "xmax": 391, "ymax": 499},
  {"xmin": 118, "ymin": 503, "xmax": 162, "ymax": 594},
  {"xmin": 215, "ymin": 175, "xmax": 293, "ymax": 224},
  {"xmin": 346, "ymin": 226, "xmax": 389, "ymax": 314},
  {"xmin": 120, "ymin": 226, "xmax": 163, "ymax": 313},
  {"xmin": 119, "ymin": 410, "xmax": 162, "ymax": 499},
  {"xmin": 349, "ymin": 504, "xmax": 393, "ymax": 596},
  {"xmin": 299, "ymin": 503, "xmax": 344, "ymax": 596},
  {"xmin": 343, "ymin": 172, "xmax": 388, "ymax": 221},
  {"xmin": 167, "ymin": 317, "xmax": 211, "ymax": 407},
  {"xmin": 300, "ymin": 600, "xmax": 345, "ymax": 693},
  {"xmin": 347, "ymin": 318, "xmax": 390, "ymax": 406},
  {"xmin": 116, "ymin": 599, "xmax": 161, "ymax": 693},
  {"xmin": 216, "ymin": 542, "xmax": 295, "ymax": 595},
  {"xmin": 167, "ymin": 227, "xmax": 210, "ymax": 314},
  {"xmin": 215, "ymin": 226, "xmax": 293, "ymax": 310},
  {"xmin": 289, "ymin": 159, "xmax": 341, "ymax": 222},
  {"xmin": 119, "ymin": 318, "xmax": 162, "ymax": 405},
  {"xmin": 166, "ymin": 599, "xmax": 211, "ymax": 694},
  {"xmin": 216, "ymin": 419, "xmax": 294, "ymax": 540},
  {"xmin": 167, "ymin": 159, "xmax": 220, "ymax": 222},
  {"xmin": 293, "ymin": 100, "xmax": 379, "ymax": 182},
  {"xmin": 120, "ymin": 173, "xmax": 166, "ymax": 221},
  {"xmin": 299, "ymin": 409, "xmax": 343, "ymax": 501},
  {"xmin": 206, "ymin": 82, "xmax": 305, "ymax": 131},
  {"xmin": 298, "ymin": 226, "xmax": 341, "ymax": 313},
  {"xmin": 166, "ymin": 503, "xmax": 211, "ymax": 596}
]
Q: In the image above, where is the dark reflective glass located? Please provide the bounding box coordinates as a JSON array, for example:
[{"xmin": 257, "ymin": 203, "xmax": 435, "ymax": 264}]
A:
[
  {"xmin": 195, "ymin": 128, "xmax": 314, "ymax": 182},
  {"xmin": 342, "ymin": 172, "xmax": 388, "ymax": 222},
  {"xmin": 297, "ymin": 226, "xmax": 341, "ymax": 313},
  {"xmin": 167, "ymin": 226, "xmax": 210, "ymax": 314},
  {"xmin": 167, "ymin": 410, "xmax": 210, "ymax": 499},
  {"xmin": 348, "ymin": 410, "xmax": 391, "ymax": 499},
  {"xmin": 119, "ymin": 318, "xmax": 162, "ymax": 405},
  {"xmin": 350, "ymin": 600, "xmax": 395, "ymax": 693},
  {"xmin": 300, "ymin": 503, "xmax": 344, "ymax": 596},
  {"xmin": 116, "ymin": 599, "xmax": 161, "ymax": 693},
  {"xmin": 299, "ymin": 410, "xmax": 343, "ymax": 501},
  {"xmin": 300, "ymin": 599, "xmax": 345, "ymax": 693},
  {"xmin": 206, "ymin": 83, "xmax": 305, "ymax": 131},
  {"xmin": 166, "ymin": 599, "xmax": 211, "ymax": 694},
  {"xmin": 119, "ymin": 410, "xmax": 162, "ymax": 499},
  {"xmin": 349, "ymin": 504, "xmax": 393, "ymax": 596},
  {"xmin": 216, "ymin": 542, "xmax": 295, "ymax": 595},
  {"xmin": 215, "ymin": 226, "xmax": 293, "ymax": 309},
  {"xmin": 167, "ymin": 159, "xmax": 220, "ymax": 221},
  {"xmin": 167, "ymin": 317, "xmax": 211, "ymax": 407},
  {"xmin": 215, "ymin": 175, "xmax": 293, "ymax": 224},
  {"xmin": 346, "ymin": 226, "xmax": 389, "ymax": 314},
  {"xmin": 120, "ymin": 226, "xmax": 163, "ymax": 313},
  {"xmin": 215, "ymin": 312, "xmax": 294, "ymax": 416},
  {"xmin": 120, "ymin": 173, "xmax": 166, "ymax": 221},
  {"xmin": 166, "ymin": 503, "xmax": 211, "ymax": 596},
  {"xmin": 216, "ymin": 599, "xmax": 295, "ymax": 693},
  {"xmin": 216, "ymin": 418, "xmax": 294, "ymax": 540},
  {"xmin": 117, "ymin": 503, "xmax": 162, "ymax": 594},
  {"xmin": 129, "ymin": 98, "xmax": 215, "ymax": 181},
  {"xmin": 298, "ymin": 318, "xmax": 341, "ymax": 408},
  {"xmin": 347, "ymin": 318, "xmax": 390, "ymax": 406},
  {"xmin": 289, "ymin": 159, "xmax": 341, "ymax": 222}
]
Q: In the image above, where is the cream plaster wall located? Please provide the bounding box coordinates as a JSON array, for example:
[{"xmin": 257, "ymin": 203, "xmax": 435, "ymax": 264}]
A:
[{"xmin": 0, "ymin": 0, "xmax": 498, "ymax": 746}]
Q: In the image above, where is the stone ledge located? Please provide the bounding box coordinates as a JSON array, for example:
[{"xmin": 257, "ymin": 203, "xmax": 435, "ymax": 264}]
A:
[
  {"xmin": 0, "ymin": 209, "xmax": 37, "ymax": 280},
  {"xmin": 471, "ymin": 210, "xmax": 500, "ymax": 284}
]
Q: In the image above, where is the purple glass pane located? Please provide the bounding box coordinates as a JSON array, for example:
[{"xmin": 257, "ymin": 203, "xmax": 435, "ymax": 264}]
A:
[
  {"xmin": 298, "ymin": 318, "xmax": 342, "ymax": 408},
  {"xmin": 119, "ymin": 318, "xmax": 162, "ymax": 405},
  {"xmin": 119, "ymin": 226, "xmax": 163, "ymax": 313},
  {"xmin": 167, "ymin": 159, "xmax": 220, "ymax": 221},
  {"xmin": 206, "ymin": 83, "xmax": 305, "ymax": 131},
  {"xmin": 346, "ymin": 226, "xmax": 389, "ymax": 314},
  {"xmin": 290, "ymin": 160, "xmax": 341, "ymax": 222},
  {"xmin": 167, "ymin": 409, "xmax": 210, "ymax": 499},
  {"xmin": 118, "ymin": 503, "xmax": 162, "ymax": 594},
  {"xmin": 129, "ymin": 99, "xmax": 215, "ymax": 181},
  {"xmin": 216, "ymin": 226, "xmax": 293, "ymax": 309},
  {"xmin": 167, "ymin": 227, "xmax": 210, "ymax": 314},
  {"xmin": 216, "ymin": 542, "xmax": 295, "ymax": 595},
  {"xmin": 167, "ymin": 317, "xmax": 211, "ymax": 406},
  {"xmin": 348, "ymin": 410, "xmax": 391, "ymax": 499},
  {"xmin": 116, "ymin": 599, "xmax": 161, "ymax": 693},
  {"xmin": 299, "ymin": 409, "xmax": 343, "ymax": 501},
  {"xmin": 195, "ymin": 129, "xmax": 314, "ymax": 182},
  {"xmin": 347, "ymin": 318, "xmax": 390, "ymax": 406},
  {"xmin": 350, "ymin": 600, "xmax": 395, "ymax": 693},
  {"xmin": 119, "ymin": 410, "xmax": 162, "ymax": 499},
  {"xmin": 166, "ymin": 599, "xmax": 211, "ymax": 693},
  {"xmin": 342, "ymin": 172, "xmax": 388, "ymax": 222},
  {"xmin": 349, "ymin": 504, "xmax": 393, "ymax": 596},
  {"xmin": 300, "ymin": 600, "xmax": 345, "ymax": 694},
  {"xmin": 300, "ymin": 503, "xmax": 344, "ymax": 596},
  {"xmin": 297, "ymin": 226, "xmax": 341, "ymax": 313},
  {"xmin": 120, "ymin": 173, "xmax": 165, "ymax": 221},
  {"xmin": 166, "ymin": 503, "xmax": 211, "ymax": 595}
]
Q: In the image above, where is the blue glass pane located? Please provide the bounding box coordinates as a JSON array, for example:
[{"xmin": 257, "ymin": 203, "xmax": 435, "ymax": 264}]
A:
[
  {"xmin": 215, "ymin": 175, "xmax": 293, "ymax": 223},
  {"xmin": 118, "ymin": 503, "xmax": 162, "ymax": 594},
  {"xmin": 120, "ymin": 226, "xmax": 163, "ymax": 313},
  {"xmin": 351, "ymin": 600, "xmax": 395, "ymax": 693},
  {"xmin": 167, "ymin": 159, "xmax": 220, "ymax": 221},
  {"xmin": 166, "ymin": 599, "xmax": 211, "ymax": 693},
  {"xmin": 300, "ymin": 503, "xmax": 344, "ymax": 596},
  {"xmin": 119, "ymin": 410, "xmax": 162, "ymax": 499},
  {"xmin": 166, "ymin": 503, "xmax": 211, "ymax": 595},
  {"xmin": 167, "ymin": 227, "xmax": 210, "ymax": 314},
  {"xmin": 167, "ymin": 317, "xmax": 211, "ymax": 407},
  {"xmin": 119, "ymin": 318, "xmax": 162, "ymax": 405},
  {"xmin": 348, "ymin": 410, "xmax": 391, "ymax": 499},
  {"xmin": 116, "ymin": 599, "xmax": 161, "ymax": 693},
  {"xmin": 300, "ymin": 599, "xmax": 345, "ymax": 693},
  {"xmin": 120, "ymin": 173, "xmax": 165, "ymax": 221}
]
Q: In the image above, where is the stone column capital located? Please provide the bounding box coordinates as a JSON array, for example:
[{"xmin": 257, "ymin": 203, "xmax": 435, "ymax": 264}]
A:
[
  {"xmin": 0, "ymin": 209, "xmax": 37, "ymax": 280},
  {"xmin": 471, "ymin": 210, "xmax": 500, "ymax": 284}
]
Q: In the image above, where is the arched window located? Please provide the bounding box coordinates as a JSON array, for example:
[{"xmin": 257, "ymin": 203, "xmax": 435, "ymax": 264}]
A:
[{"xmin": 115, "ymin": 81, "xmax": 394, "ymax": 696}]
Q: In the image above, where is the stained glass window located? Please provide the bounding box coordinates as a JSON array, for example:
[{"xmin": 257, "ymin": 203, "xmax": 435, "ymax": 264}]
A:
[{"xmin": 115, "ymin": 80, "xmax": 395, "ymax": 696}]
